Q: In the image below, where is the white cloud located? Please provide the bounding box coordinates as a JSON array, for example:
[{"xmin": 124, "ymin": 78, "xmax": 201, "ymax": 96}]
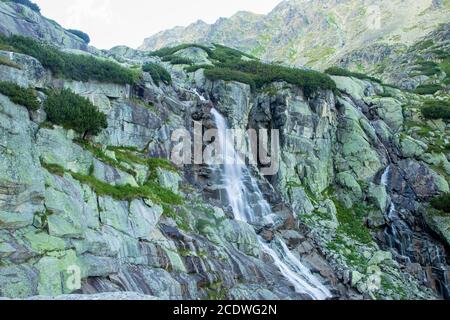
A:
[{"xmin": 34, "ymin": 0, "xmax": 282, "ymax": 49}]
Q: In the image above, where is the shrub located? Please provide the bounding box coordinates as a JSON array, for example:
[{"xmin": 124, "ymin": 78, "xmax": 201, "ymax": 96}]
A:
[
  {"xmin": 421, "ymin": 100, "xmax": 450, "ymax": 120},
  {"xmin": 162, "ymin": 55, "xmax": 193, "ymax": 65},
  {"xmin": 0, "ymin": 35, "xmax": 137, "ymax": 84},
  {"xmin": 325, "ymin": 66, "xmax": 382, "ymax": 83},
  {"xmin": 204, "ymin": 67, "xmax": 256, "ymax": 89},
  {"xmin": 206, "ymin": 60, "xmax": 337, "ymax": 97},
  {"xmin": 209, "ymin": 44, "xmax": 256, "ymax": 63},
  {"xmin": 7, "ymin": 0, "xmax": 40, "ymax": 12},
  {"xmin": 184, "ymin": 64, "xmax": 213, "ymax": 73},
  {"xmin": 149, "ymin": 44, "xmax": 213, "ymax": 57},
  {"xmin": 0, "ymin": 81, "xmax": 39, "ymax": 110},
  {"xmin": 414, "ymin": 83, "xmax": 442, "ymax": 95},
  {"xmin": 44, "ymin": 89, "xmax": 107, "ymax": 139},
  {"xmin": 412, "ymin": 60, "xmax": 441, "ymax": 76},
  {"xmin": 142, "ymin": 62, "xmax": 172, "ymax": 86},
  {"xmin": 66, "ymin": 29, "xmax": 91, "ymax": 44},
  {"xmin": 430, "ymin": 193, "xmax": 450, "ymax": 213}
]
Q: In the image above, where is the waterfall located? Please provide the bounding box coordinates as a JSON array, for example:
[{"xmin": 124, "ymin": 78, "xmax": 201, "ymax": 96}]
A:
[
  {"xmin": 381, "ymin": 166, "xmax": 412, "ymax": 259},
  {"xmin": 212, "ymin": 108, "xmax": 331, "ymax": 300}
]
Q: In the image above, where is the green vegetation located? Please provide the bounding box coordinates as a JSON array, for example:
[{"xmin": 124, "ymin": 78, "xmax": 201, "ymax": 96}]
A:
[
  {"xmin": 325, "ymin": 66, "xmax": 382, "ymax": 84},
  {"xmin": 184, "ymin": 64, "xmax": 213, "ymax": 73},
  {"xmin": 413, "ymin": 83, "xmax": 442, "ymax": 95},
  {"xmin": 71, "ymin": 171, "xmax": 182, "ymax": 207},
  {"xmin": 421, "ymin": 99, "xmax": 450, "ymax": 120},
  {"xmin": 430, "ymin": 193, "xmax": 450, "ymax": 213},
  {"xmin": 208, "ymin": 44, "xmax": 256, "ymax": 62},
  {"xmin": 129, "ymin": 97, "xmax": 156, "ymax": 112},
  {"xmin": 204, "ymin": 67, "xmax": 256, "ymax": 88},
  {"xmin": 411, "ymin": 39, "xmax": 434, "ymax": 51},
  {"xmin": 74, "ymin": 140, "xmax": 136, "ymax": 176},
  {"xmin": 326, "ymin": 235, "xmax": 369, "ymax": 272},
  {"xmin": 0, "ymin": 35, "xmax": 138, "ymax": 84},
  {"xmin": 204, "ymin": 281, "xmax": 228, "ymax": 300},
  {"xmin": 5, "ymin": 0, "xmax": 40, "ymax": 12},
  {"xmin": 149, "ymin": 43, "xmax": 213, "ymax": 57},
  {"xmin": 206, "ymin": 60, "xmax": 336, "ymax": 97},
  {"xmin": 41, "ymin": 158, "xmax": 182, "ymax": 215},
  {"xmin": 152, "ymin": 43, "xmax": 335, "ymax": 97},
  {"xmin": 44, "ymin": 89, "xmax": 107, "ymax": 139},
  {"xmin": 66, "ymin": 29, "xmax": 90, "ymax": 44},
  {"xmin": 41, "ymin": 162, "xmax": 65, "ymax": 176},
  {"xmin": 334, "ymin": 200, "xmax": 373, "ymax": 244},
  {"xmin": 147, "ymin": 158, "xmax": 177, "ymax": 177},
  {"xmin": 0, "ymin": 55, "xmax": 21, "ymax": 69},
  {"xmin": 411, "ymin": 60, "xmax": 441, "ymax": 76},
  {"xmin": 142, "ymin": 62, "xmax": 172, "ymax": 86},
  {"xmin": 162, "ymin": 55, "xmax": 193, "ymax": 65},
  {"xmin": 0, "ymin": 81, "xmax": 39, "ymax": 110}
]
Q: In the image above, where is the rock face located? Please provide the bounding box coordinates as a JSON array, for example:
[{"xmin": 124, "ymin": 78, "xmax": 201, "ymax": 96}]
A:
[
  {"xmin": 0, "ymin": 2, "xmax": 88, "ymax": 51},
  {"xmin": 0, "ymin": 5, "xmax": 449, "ymax": 301},
  {"xmin": 139, "ymin": 0, "xmax": 449, "ymax": 71}
]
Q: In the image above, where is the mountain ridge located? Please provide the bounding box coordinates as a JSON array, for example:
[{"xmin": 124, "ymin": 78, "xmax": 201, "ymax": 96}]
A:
[{"xmin": 139, "ymin": 0, "xmax": 450, "ymax": 71}]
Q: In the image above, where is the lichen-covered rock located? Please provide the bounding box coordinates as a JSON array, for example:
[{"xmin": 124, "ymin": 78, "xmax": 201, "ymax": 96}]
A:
[
  {"xmin": 0, "ymin": 51, "xmax": 50, "ymax": 88},
  {"xmin": 35, "ymin": 250, "xmax": 81, "ymax": 296},
  {"xmin": 156, "ymin": 168, "xmax": 181, "ymax": 194},
  {"xmin": 0, "ymin": 94, "xmax": 45, "ymax": 229},
  {"xmin": 398, "ymin": 135, "xmax": 427, "ymax": 158},
  {"xmin": 365, "ymin": 97, "xmax": 404, "ymax": 132},
  {"xmin": 221, "ymin": 220, "xmax": 261, "ymax": 258},
  {"xmin": 0, "ymin": 265, "xmax": 38, "ymax": 298},
  {"xmin": 37, "ymin": 128, "xmax": 93, "ymax": 175},
  {"xmin": 129, "ymin": 199, "xmax": 163, "ymax": 239}
]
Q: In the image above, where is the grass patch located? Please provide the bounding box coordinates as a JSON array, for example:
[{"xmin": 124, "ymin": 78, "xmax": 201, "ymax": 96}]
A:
[
  {"xmin": 326, "ymin": 235, "xmax": 369, "ymax": 271},
  {"xmin": 130, "ymin": 97, "xmax": 156, "ymax": 112},
  {"xmin": 204, "ymin": 280, "xmax": 228, "ymax": 300},
  {"xmin": 0, "ymin": 81, "xmax": 39, "ymax": 110},
  {"xmin": 0, "ymin": 35, "xmax": 138, "ymax": 84},
  {"xmin": 41, "ymin": 161, "xmax": 65, "ymax": 176},
  {"xmin": 74, "ymin": 139, "xmax": 136, "ymax": 176},
  {"xmin": 334, "ymin": 200, "xmax": 373, "ymax": 244},
  {"xmin": 0, "ymin": 55, "xmax": 21, "ymax": 69}
]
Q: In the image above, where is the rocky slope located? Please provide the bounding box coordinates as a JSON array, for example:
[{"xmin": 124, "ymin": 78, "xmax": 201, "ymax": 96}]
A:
[
  {"xmin": 140, "ymin": 0, "xmax": 450, "ymax": 72},
  {"xmin": 0, "ymin": 1, "xmax": 89, "ymax": 51},
  {"xmin": 0, "ymin": 1, "xmax": 449, "ymax": 300}
]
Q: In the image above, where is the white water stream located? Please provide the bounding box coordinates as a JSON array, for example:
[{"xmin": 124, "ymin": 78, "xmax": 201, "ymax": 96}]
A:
[{"xmin": 212, "ymin": 108, "xmax": 331, "ymax": 300}]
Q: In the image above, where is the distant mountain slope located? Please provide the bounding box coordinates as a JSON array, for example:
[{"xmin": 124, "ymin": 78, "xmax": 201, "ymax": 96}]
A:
[{"xmin": 140, "ymin": 0, "xmax": 450, "ymax": 71}]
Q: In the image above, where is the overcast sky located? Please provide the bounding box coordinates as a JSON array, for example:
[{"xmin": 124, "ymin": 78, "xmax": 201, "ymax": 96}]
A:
[{"xmin": 34, "ymin": 0, "xmax": 282, "ymax": 49}]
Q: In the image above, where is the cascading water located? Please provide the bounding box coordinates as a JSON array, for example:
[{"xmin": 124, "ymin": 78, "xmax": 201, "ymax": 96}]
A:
[
  {"xmin": 381, "ymin": 165, "xmax": 449, "ymax": 298},
  {"xmin": 381, "ymin": 166, "xmax": 413, "ymax": 259},
  {"xmin": 211, "ymin": 108, "xmax": 331, "ymax": 300}
]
